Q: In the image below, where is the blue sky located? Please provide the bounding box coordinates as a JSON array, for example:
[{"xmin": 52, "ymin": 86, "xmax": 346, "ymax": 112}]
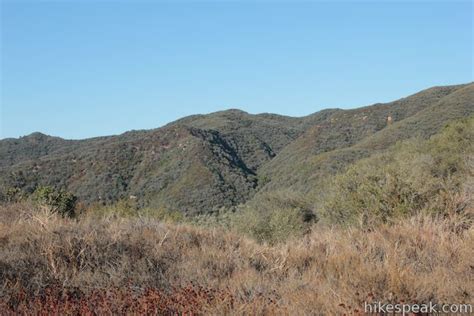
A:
[{"xmin": 1, "ymin": 1, "xmax": 472, "ymax": 139}]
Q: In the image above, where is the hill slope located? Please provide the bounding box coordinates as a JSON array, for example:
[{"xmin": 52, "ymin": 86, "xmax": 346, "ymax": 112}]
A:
[
  {"xmin": 254, "ymin": 83, "xmax": 473, "ymax": 196},
  {"xmin": 0, "ymin": 83, "xmax": 472, "ymax": 214}
]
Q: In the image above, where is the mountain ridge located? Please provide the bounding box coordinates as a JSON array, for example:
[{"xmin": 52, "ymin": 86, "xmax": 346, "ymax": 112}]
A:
[{"xmin": 1, "ymin": 82, "xmax": 472, "ymax": 214}]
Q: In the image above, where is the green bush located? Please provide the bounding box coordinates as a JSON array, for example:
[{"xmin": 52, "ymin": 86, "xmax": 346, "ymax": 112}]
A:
[
  {"xmin": 1, "ymin": 187, "xmax": 24, "ymax": 203},
  {"xmin": 86, "ymin": 198, "xmax": 184, "ymax": 223},
  {"xmin": 33, "ymin": 186, "xmax": 77, "ymax": 218},
  {"xmin": 139, "ymin": 206, "xmax": 184, "ymax": 223},
  {"xmin": 231, "ymin": 190, "xmax": 316, "ymax": 244},
  {"xmin": 85, "ymin": 198, "xmax": 139, "ymax": 218},
  {"xmin": 189, "ymin": 207, "xmax": 235, "ymax": 228}
]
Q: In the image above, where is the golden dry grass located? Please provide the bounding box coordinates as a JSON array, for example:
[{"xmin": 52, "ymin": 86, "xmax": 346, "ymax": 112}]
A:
[{"xmin": 0, "ymin": 203, "xmax": 473, "ymax": 315}]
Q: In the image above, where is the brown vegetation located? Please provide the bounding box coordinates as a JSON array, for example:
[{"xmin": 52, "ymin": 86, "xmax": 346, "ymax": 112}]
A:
[{"xmin": 1, "ymin": 203, "xmax": 472, "ymax": 315}]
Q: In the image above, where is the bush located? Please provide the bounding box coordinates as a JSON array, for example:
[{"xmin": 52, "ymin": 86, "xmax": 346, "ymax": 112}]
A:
[
  {"xmin": 189, "ymin": 207, "xmax": 235, "ymax": 228},
  {"xmin": 86, "ymin": 198, "xmax": 184, "ymax": 223},
  {"xmin": 33, "ymin": 186, "xmax": 77, "ymax": 218},
  {"xmin": 139, "ymin": 206, "xmax": 184, "ymax": 223},
  {"xmin": 232, "ymin": 190, "xmax": 316, "ymax": 244},
  {"xmin": 1, "ymin": 187, "xmax": 24, "ymax": 203}
]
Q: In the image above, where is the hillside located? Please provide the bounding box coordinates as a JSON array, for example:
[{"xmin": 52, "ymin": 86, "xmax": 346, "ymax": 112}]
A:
[
  {"xmin": 1, "ymin": 83, "xmax": 472, "ymax": 214},
  {"xmin": 1, "ymin": 112, "xmax": 312, "ymax": 213},
  {"xmin": 253, "ymin": 83, "xmax": 473, "ymax": 196}
]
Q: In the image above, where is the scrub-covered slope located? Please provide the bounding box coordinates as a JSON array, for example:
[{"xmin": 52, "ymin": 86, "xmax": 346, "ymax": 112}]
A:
[{"xmin": 1, "ymin": 83, "xmax": 471, "ymax": 214}]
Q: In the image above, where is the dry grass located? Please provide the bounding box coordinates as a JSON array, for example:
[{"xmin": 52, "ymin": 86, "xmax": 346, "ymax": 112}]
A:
[{"xmin": 0, "ymin": 203, "xmax": 473, "ymax": 315}]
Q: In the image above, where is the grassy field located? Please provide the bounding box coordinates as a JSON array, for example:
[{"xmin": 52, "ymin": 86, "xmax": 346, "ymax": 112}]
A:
[{"xmin": 1, "ymin": 203, "xmax": 472, "ymax": 315}]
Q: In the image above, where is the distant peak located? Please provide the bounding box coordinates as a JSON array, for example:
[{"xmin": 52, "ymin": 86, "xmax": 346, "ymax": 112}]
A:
[
  {"xmin": 22, "ymin": 132, "xmax": 61, "ymax": 141},
  {"xmin": 25, "ymin": 132, "xmax": 49, "ymax": 138},
  {"xmin": 225, "ymin": 108, "xmax": 247, "ymax": 112},
  {"xmin": 217, "ymin": 109, "xmax": 249, "ymax": 115}
]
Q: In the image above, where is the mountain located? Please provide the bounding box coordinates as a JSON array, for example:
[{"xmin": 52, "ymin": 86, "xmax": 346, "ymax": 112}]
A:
[
  {"xmin": 255, "ymin": 83, "xmax": 473, "ymax": 194},
  {"xmin": 1, "ymin": 83, "xmax": 473, "ymax": 214}
]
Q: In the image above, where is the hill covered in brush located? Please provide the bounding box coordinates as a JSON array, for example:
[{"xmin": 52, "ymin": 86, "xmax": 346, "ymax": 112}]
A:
[{"xmin": 1, "ymin": 83, "xmax": 473, "ymax": 214}]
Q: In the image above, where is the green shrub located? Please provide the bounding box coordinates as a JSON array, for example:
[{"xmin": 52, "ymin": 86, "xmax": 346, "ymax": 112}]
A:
[
  {"xmin": 86, "ymin": 198, "xmax": 139, "ymax": 218},
  {"xmin": 232, "ymin": 190, "xmax": 316, "ymax": 244},
  {"xmin": 138, "ymin": 206, "xmax": 184, "ymax": 223},
  {"xmin": 1, "ymin": 187, "xmax": 24, "ymax": 203},
  {"xmin": 86, "ymin": 199, "xmax": 184, "ymax": 223},
  {"xmin": 33, "ymin": 186, "xmax": 77, "ymax": 218},
  {"xmin": 189, "ymin": 207, "xmax": 235, "ymax": 228}
]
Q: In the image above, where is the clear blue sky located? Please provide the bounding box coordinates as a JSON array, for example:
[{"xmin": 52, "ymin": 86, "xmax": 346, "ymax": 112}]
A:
[{"xmin": 1, "ymin": 1, "xmax": 472, "ymax": 139}]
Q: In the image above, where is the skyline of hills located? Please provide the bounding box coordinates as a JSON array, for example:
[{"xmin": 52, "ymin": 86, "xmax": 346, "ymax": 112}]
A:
[{"xmin": 1, "ymin": 82, "xmax": 473, "ymax": 214}]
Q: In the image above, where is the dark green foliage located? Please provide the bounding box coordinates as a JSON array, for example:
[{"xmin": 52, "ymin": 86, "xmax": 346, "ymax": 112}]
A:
[{"xmin": 33, "ymin": 186, "xmax": 77, "ymax": 218}]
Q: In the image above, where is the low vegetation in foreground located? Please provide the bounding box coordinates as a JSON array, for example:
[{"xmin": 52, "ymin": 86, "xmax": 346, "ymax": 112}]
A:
[{"xmin": 0, "ymin": 203, "xmax": 473, "ymax": 315}]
